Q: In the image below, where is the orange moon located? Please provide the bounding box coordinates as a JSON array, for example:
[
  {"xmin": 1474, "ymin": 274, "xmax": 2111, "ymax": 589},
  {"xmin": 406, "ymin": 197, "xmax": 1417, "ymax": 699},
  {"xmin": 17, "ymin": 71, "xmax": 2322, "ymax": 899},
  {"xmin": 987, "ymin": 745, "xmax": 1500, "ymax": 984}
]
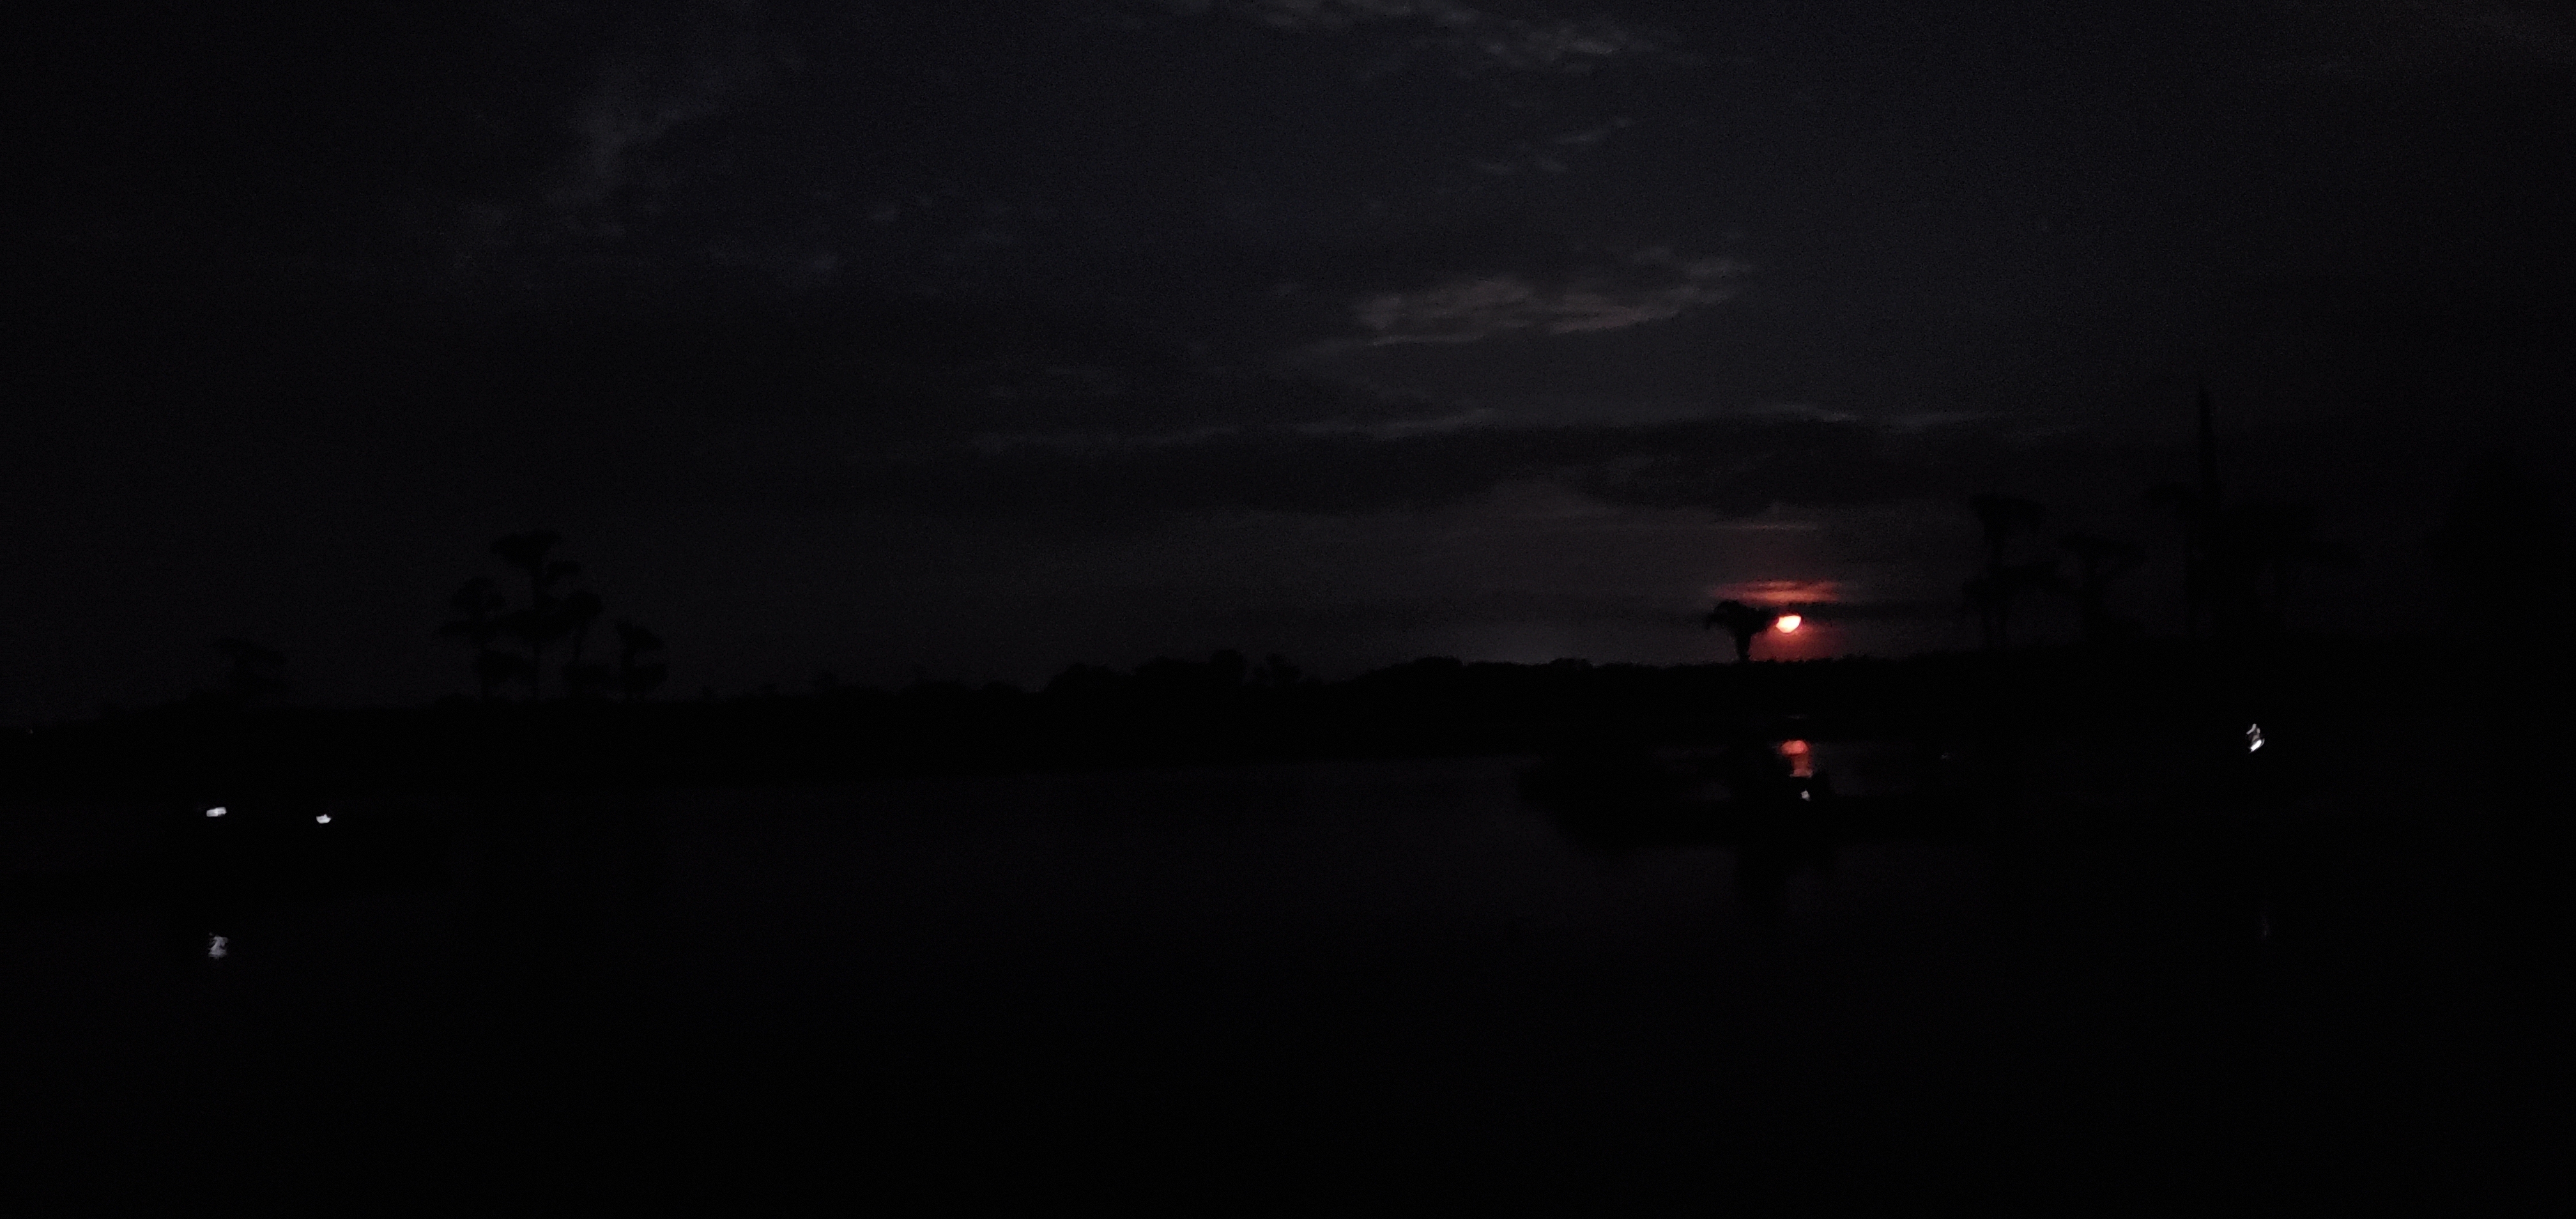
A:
[{"xmin": 1774, "ymin": 613, "xmax": 1802, "ymax": 632}]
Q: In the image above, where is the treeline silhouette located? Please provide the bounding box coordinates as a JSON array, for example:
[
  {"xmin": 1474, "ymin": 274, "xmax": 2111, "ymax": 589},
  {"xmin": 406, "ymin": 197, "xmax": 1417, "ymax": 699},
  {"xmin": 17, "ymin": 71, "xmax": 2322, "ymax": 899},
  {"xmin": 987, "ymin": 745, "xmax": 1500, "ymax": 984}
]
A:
[
  {"xmin": 1696, "ymin": 388, "xmax": 2504, "ymax": 664},
  {"xmin": 1955, "ymin": 388, "xmax": 2356, "ymax": 652},
  {"xmin": 11, "ymin": 415, "xmax": 2565, "ymax": 805},
  {"xmin": 0, "ymin": 636, "xmax": 2527, "ymax": 805}
]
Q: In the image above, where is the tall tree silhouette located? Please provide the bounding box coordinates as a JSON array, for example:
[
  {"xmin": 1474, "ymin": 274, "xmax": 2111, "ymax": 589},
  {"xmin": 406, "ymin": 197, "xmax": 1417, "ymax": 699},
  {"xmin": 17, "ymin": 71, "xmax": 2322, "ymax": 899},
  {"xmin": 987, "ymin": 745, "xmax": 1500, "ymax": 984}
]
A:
[
  {"xmin": 2060, "ymin": 533, "xmax": 2145, "ymax": 647},
  {"xmin": 1703, "ymin": 599, "xmax": 1774, "ymax": 663},
  {"xmin": 1965, "ymin": 494, "xmax": 2055, "ymax": 649}
]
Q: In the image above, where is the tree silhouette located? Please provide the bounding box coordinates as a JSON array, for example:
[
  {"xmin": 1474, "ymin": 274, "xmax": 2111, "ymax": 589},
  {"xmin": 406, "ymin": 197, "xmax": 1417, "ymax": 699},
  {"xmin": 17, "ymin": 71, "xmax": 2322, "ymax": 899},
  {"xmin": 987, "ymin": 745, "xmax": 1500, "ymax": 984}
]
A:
[
  {"xmin": 1703, "ymin": 599, "xmax": 1775, "ymax": 663},
  {"xmin": 1963, "ymin": 560, "xmax": 2064, "ymax": 650},
  {"xmin": 2145, "ymin": 383, "xmax": 2225, "ymax": 638},
  {"xmin": 210, "ymin": 638, "xmax": 288, "ymax": 708},
  {"xmin": 558, "ymin": 587, "xmax": 610, "ymax": 699},
  {"xmin": 442, "ymin": 531, "xmax": 645, "ymax": 701},
  {"xmin": 615, "ymin": 620, "xmax": 668, "ymax": 702},
  {"xmin": 1965, "ymin": 494, "xmax": 2054, "ymax": 650},
  {"xmin": 2214, "ymin": 499, "xmax": 2355, "ymax": 638},
  {"xmin": 1253, "ymin": 653, "xmax": 1304, "ymax": 688},
  {"xmin": 1970, "ymin": 494, "xmax": 2046, "ymax": 569},
  {"xmin": 2143, "ymin": 388, "xmax": 2353, "ymax": 640},
  {"xmin": 491, "ymin": 530, "xmax": 579, "ymax": 699},
  {"xmin": 436, "ymin": 576, "xmax": 517, "ymax": 701},
  {"xmin": 2146, "ymin": 479, "xmax": 2218, "ymax": 637},
  {"xmin": 2060, "ymin": 532, "xmax": 2145, "ymax": 647}
]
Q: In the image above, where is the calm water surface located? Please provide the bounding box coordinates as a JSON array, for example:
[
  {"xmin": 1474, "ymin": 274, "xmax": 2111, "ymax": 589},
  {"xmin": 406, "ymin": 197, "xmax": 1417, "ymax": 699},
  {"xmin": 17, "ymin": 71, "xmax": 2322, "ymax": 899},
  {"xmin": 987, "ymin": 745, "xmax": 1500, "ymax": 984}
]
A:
[{"xmin": 0, "ymin": 752, "xmax": 2531, "ymax": 1208}]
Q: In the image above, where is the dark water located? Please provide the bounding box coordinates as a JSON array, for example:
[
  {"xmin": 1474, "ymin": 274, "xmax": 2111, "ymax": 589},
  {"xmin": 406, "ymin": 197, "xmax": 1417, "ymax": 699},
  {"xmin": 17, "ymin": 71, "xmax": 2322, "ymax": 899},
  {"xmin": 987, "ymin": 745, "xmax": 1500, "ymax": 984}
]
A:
[{"xmin": 1, "ymin": 751, "xmax": 2555, "ymax": 1209}]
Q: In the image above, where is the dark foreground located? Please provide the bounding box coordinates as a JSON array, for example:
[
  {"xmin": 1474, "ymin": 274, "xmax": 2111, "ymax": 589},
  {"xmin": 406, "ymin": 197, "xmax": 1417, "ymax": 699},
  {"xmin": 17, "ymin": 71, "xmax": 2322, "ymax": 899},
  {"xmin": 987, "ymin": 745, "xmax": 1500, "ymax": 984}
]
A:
[{"xmin": 2, "ymin": 718, "xmax": 2565, "ymax": 1211}]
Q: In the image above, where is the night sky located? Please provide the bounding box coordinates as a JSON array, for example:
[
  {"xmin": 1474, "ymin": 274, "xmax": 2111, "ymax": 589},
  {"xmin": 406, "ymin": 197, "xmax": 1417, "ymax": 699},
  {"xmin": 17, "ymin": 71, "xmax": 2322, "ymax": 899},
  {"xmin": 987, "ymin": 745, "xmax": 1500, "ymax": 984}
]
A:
[{"xmin": 10, "ymin": 1, "xmax": 2575, "ymax": 715}]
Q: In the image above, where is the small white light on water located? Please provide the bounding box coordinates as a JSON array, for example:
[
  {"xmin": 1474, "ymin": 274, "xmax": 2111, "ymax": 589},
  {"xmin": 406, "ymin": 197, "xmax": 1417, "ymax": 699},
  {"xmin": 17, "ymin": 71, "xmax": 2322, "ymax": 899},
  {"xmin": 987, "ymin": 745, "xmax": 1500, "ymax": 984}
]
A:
[
  {"xmin": 208, "ymin": 935, "xmax": 228, "ymax": 960},
  {"xmin": 2246, "ymin": 724, "xmax": 2264, "ymax": 753},
  {"xmin": 315, "ymin": 815, "xmax": 331, "ymax": 824},
  {"xmin": 1799, "ymin": 790, "xmax": 1811, "ymax": 801},
  {"xmin": 205, "ymin": 806, "xmax": 227, "ymax": 818}
]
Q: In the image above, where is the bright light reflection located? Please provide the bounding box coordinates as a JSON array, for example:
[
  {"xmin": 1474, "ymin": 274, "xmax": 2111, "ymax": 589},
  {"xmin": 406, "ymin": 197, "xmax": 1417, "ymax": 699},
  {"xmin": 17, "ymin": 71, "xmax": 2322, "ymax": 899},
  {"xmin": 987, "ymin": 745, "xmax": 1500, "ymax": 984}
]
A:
[
  {"xmin": 2246, "ymin": 724, "xmax": 2264, "ymax": 753},
  {"xmin": 315, "ymin": 815, "xmax": 331, "ymax": 824},
  {"xmin": 208, "ymin": 935, "xmax": 229, "ymax": 960},
  {"xmin": 1774, "ymin": 614, "xmax": 1802, "ymax": 633},
  {"xmin": 205, "ymin": 806, "xmax": 227, "ymax": 818}
]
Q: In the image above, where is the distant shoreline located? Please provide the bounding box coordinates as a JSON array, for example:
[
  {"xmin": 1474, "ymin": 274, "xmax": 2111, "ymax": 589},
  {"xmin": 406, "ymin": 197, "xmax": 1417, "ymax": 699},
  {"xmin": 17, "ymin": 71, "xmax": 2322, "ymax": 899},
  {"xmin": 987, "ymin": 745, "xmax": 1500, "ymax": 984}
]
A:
[{"xmin": 3, "ymin": 638, "xmax": 2547, "ymax": 802}]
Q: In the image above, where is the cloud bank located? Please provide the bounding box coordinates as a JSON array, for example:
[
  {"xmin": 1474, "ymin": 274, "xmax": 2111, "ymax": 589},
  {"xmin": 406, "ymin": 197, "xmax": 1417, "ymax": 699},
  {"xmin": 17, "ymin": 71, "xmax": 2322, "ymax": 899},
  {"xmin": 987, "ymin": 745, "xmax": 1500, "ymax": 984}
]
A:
[
  {"xmin": 1145, "ymin": 0, "xmax": 1698, "ymax": 75},
  {"xmin": 1352, "ymin": 250, "xmax": 1745, "ymax": 344}
]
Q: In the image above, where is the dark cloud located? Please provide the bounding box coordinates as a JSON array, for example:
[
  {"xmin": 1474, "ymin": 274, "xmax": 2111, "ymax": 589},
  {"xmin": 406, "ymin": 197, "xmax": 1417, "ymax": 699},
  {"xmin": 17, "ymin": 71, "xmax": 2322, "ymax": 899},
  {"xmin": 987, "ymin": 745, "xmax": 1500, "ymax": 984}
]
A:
[
  {"xmin": 1343, "ymin": 249, "xmax": 1743, "ymax": 344},
  {"xmin": 1140, "ymin": 0, "xmax": 1699, "ymax": 75}
]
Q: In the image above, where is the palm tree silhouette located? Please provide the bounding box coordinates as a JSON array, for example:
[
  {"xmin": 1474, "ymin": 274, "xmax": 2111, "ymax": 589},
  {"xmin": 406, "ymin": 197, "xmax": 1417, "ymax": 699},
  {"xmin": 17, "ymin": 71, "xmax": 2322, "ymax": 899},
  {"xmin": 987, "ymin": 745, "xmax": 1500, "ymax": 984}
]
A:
[{"xmin": 1703, "ymin": 599, "xmax": 1775, "ymax": 663}]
